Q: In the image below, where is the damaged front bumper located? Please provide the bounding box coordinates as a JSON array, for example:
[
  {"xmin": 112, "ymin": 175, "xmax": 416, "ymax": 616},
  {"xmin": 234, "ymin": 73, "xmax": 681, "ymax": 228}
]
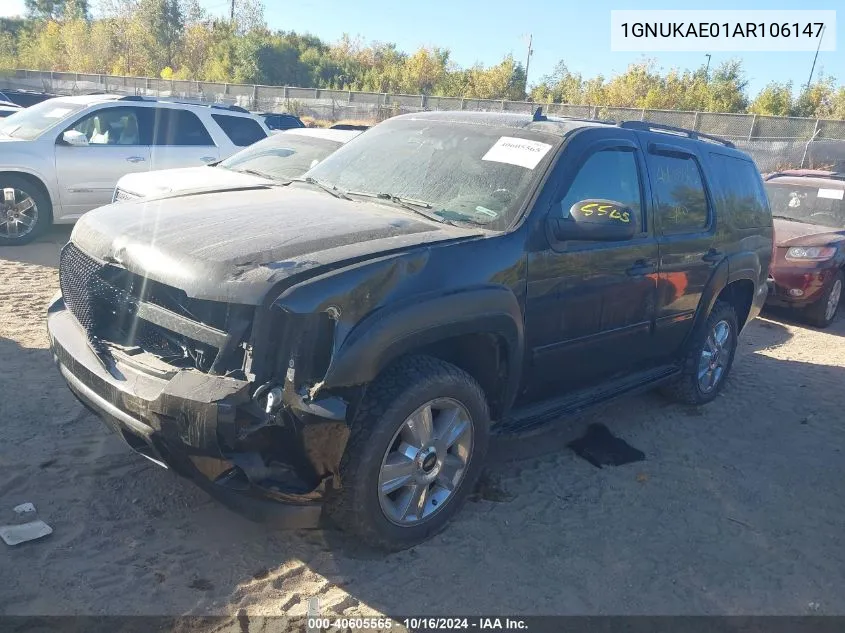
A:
[{"xmin": 47, "ymin": 293, "xmax": 350, "ymax": 529}]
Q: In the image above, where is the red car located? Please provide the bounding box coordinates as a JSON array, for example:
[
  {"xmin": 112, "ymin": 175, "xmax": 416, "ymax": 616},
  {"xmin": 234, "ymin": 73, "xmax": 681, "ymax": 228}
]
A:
[{"xmin": 764, "ymin": 170, "xmax": 845, "ymax": 327}]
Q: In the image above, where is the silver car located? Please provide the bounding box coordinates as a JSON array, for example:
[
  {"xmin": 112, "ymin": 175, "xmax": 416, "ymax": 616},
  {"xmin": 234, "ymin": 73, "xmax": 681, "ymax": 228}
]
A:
[
  {"xmin": 113, "ymin": 128, "xmax": 361, "ymax": 201},
  {"xmin": 0, "ymin": 94, "xmax": 271, "ymax": 245}
]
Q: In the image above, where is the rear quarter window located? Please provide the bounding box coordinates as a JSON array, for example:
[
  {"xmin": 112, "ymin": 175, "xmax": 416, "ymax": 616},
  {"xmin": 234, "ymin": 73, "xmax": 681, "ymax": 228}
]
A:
[
  {"xmin": 211, "ymin": 114, "xmax": 267, "ymax": 146},
  {"xmin": 646, "ymin": 152, "xmax": 709, "ymax": 234},
  {"xmin": 709, "ymin": 153, "xmax": 771, "ymax": 229}
]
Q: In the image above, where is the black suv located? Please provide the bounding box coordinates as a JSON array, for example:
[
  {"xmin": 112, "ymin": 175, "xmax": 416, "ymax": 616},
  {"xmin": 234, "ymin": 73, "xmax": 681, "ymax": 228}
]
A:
[
  {"xmin": 47, "ymin": 111, "xmax": 772, "ymax": 550},
  {"xmin": 257, "ymin": 112, "xmax": 306, "ymax": 131}
]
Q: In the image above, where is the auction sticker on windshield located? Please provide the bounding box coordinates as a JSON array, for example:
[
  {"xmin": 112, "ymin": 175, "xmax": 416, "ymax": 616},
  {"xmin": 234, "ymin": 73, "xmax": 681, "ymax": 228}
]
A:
[
  {"xmin": 482, "ymin": 136, "xmax": 552, "ymax": 169},
  {"xmin": 818, "ymin": 188, "xmax": 844, "ymax": 200},
  {"xmin": 45, "ymin": 108, "xmax": 72, "ymax": 118}
]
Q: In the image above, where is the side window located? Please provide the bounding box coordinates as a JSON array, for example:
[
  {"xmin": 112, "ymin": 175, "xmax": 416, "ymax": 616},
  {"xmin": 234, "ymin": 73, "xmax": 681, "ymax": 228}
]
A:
[
  {"xmin": 152, "ymin": 109, "xmax": 214, "ymax": 146},
  {"xmin": 709, "ymin": 153, "xmax": 769, "ymax": 228},
  {"xmin": 211, "ymin": 114, "xmax": 267, "ymax": 147},
  {"xmin": 68, "ymin": 106, "xmax": 145, "ymax": 145},
  {"xmin": 559, "ymin": 148, "xmax": 644, "ymax": 230},
  {"xmin": 647, "ymin": 152, "xmax": 709, "ymax": 234}
]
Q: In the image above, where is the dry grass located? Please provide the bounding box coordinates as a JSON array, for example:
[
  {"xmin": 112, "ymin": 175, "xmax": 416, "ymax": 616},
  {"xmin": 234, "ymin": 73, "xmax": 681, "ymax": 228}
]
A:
[{"xmin": 301, "ymin": 116, "xmax": 378, "ymax": 128}]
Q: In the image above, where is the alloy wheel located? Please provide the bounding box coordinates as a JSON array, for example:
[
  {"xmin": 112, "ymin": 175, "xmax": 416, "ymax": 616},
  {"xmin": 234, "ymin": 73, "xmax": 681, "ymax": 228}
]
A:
[
  {"xmin": 698, "ymin": 319, "xmax": 733, "ymax": 393},
  {"xmin": 378, "ymin": 398, "xmax": 473, "ymax": 526},
  {"xmin": 825, "ymin": 278, "xmax": 842, "ymax": 322},
  {"xmin": 1, "ymin": 188, "xmax": 39, "ymax": 240}
]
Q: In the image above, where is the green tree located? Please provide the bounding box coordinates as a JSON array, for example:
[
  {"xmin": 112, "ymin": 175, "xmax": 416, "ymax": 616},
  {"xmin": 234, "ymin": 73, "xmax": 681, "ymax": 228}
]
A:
[
  {"xmin": 135, "ymin": 0, "xmax": 184, "ymax": 73},
  {"xmin": 25, "ymin": 0, "xmax": 89, "ymax": 20},
  {"xmin": 705, "ymin": 59, "xmax": 748, "ymax": 112},
  {"xmin": 748, "ymin": 81, "xmax": 793, "ymax": 116},
  {"xmin": 793, "ymin": 76, "xmax": 836, "ymax": 118}
]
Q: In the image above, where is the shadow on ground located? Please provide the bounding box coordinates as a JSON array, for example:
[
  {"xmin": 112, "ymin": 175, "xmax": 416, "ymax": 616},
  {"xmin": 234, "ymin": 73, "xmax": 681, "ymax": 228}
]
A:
[
  {"xmin": 0, "ymin": 226, "xmax": 71, "ymax": 269},
  {"xmin": 762, "ymin": 304, "xmax": 845, "ymax": 337}
]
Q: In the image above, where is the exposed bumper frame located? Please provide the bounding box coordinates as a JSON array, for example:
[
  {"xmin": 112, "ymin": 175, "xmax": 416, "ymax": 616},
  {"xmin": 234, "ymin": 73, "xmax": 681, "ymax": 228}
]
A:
[{"xmin": 47, "ymin": 293, "xmax": 323, "ymax": 528}]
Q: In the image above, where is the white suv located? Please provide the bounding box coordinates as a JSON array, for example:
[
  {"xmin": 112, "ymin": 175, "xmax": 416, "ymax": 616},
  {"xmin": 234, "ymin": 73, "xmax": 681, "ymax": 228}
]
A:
[{"xmin": 0, "ymin": 93, "xmax": 271, "ymax": 245}]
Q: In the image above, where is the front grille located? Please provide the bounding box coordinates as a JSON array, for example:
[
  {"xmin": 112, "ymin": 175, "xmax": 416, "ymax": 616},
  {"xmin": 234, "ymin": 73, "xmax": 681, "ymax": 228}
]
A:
[
  {"xmin": 113, "ymin": 188, "xmax": 140, "ymax": 203},
  {"xmin": 59, "ymin": 242, "xmax": 251, "ymax": 373},
  {"xmin": 60, "ymin": 243, "xmax": 105, "ymax": 341}
]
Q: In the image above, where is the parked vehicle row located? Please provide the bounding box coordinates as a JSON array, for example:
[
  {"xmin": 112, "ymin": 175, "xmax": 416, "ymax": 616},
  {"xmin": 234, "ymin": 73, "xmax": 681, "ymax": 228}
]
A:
[
  {"xmin": 763, "ymin": 170, "xmax": 845, "ymax": 327},
  {"xmin": 113, "ymin": 127, "xmax": 361, "ymax": 201},
  {"xmin": 0, "ymin": 94, "xmax": 305, "ymax": 245},
  {"xmin": 254, "ymin": 111, "xmax": 306, "ymax": 131},
  {"xmin": 0, "ymin": 88, "xmax": 58, "ymax": 108},
  {"xmin": 0, "ymin": 101, "xmax": 23, "ymax": 118},
  {"xmin": 46, "ymin": 110, "xmax": 773, "ymax": 550}
]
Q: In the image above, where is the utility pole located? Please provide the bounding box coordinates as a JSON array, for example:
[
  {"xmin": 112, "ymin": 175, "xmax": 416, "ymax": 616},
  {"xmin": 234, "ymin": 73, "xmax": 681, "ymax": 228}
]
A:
[
  {"xmin": 806, "ymin": 24, "xmax": 826, "ymax": 92},
  {"xmin": 704, "ymin": 54, "xmax": 711, "ymax": 80},
  {"xmin": 523, "ymin": 33, "xmax": 533, "ymax": 95},
  {"xmin": 230, "ymin": 0, "xmax": 235, "ymax": 21}
]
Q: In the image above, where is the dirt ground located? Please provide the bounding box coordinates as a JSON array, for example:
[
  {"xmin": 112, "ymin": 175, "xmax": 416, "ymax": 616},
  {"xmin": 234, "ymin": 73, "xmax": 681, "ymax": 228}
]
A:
[{"xmin": 1, "ymin": 227, "xmax": 844, "ymax": 622}]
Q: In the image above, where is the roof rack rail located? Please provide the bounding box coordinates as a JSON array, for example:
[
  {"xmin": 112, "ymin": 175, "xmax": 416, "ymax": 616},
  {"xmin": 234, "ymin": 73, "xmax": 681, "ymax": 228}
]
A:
[
  {"xmin": 117, "ymin": 95, "xmax": 248, "ymax": 113},
  {"xmin": 764, "ymin": 170, "xmax": 845, "ymax": 182},
  {"xmin": 618, "ymin": 120, "xmax": 735, "ymax": 149}
]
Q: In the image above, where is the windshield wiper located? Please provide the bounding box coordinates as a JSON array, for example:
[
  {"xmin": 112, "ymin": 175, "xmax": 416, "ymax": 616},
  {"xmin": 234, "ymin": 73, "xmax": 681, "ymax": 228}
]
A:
[
  {"xmin": 288, "ymin": 176, "xmax": 351, "ymax": 200},
  {"xmin": 346, "ymin": 190, "xmax": 451, "ymax": 224},
  {"xmin": 235, "ymin": 168, "xmax": 278, "ymax": 180},
  {"xmin": 771, "ymin": 215, "xmax": 805, "ymax": 222}
]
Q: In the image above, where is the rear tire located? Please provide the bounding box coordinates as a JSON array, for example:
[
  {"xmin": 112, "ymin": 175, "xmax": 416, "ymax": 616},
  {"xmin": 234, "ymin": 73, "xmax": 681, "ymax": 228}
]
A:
[
  {"xmin": 661, "ymin": 300, "xmax": 739, "ymax": 405},
  {"xmin": 0, "ymin": 174, "xmax": 51, "ymax": 246},
  {"xmin": 803, "ymin": 270, "xmax": 843, "ymax": 329},
  {"xmin": 326, "ymin": 355, "xmax": 490, "ymax": 551}
]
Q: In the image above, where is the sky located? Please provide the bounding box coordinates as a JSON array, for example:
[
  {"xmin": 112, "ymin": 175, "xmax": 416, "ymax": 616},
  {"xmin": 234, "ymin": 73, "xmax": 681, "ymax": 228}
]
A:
[{"xmin": 1, "ymin": 0, "xmax": 842, "ymax": 96}]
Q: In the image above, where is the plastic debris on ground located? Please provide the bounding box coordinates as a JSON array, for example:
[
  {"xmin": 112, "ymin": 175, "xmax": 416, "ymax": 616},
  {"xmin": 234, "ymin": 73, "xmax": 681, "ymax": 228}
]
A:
[{"xmin": 1, "ymin": 502, "xmax": 53, "ymax": 546}]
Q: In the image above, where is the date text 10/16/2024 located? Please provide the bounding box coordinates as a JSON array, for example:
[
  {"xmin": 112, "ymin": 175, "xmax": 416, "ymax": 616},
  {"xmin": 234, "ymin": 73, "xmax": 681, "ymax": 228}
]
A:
[{"xmin": 307, "ymin": 617, "xmax": 529, "ymax": 631}]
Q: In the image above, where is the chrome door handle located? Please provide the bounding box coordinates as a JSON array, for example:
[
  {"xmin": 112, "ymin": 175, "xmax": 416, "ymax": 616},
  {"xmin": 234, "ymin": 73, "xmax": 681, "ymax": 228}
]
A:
[
  {"xmin": 126, "ymin": 156, "xmax": 146, "ymax": 163},
  {"xmin": 702, "ymin": 248, "xmax": 722, "ymax": 263},
  {"xmin": 200, "ymin": 156, "xmax": 216, "ymax": 162}
]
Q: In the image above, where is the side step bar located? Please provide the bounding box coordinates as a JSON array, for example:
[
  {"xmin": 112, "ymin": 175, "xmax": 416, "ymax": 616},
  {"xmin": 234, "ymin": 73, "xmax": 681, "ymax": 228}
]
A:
[{"xmin": 498, "ymin": 364, "xmax": 681, "ymax": 434}]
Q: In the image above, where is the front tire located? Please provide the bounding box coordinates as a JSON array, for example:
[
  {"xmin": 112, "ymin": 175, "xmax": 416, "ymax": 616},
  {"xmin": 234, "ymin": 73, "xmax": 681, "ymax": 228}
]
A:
[
  {"xmin": 326, "ymin": 355, "xmax": 490, "ymax": 551},
  {"xmin": 0, "ymin": 174, "xmax": 51, "ymax": 246},
  {"xmin": 661, "ymin": 300, "xmax": 739, "ymax": 405},
  {"xmin": 804, "ymin": 270, "xmax": 842, "ymax": 328}
]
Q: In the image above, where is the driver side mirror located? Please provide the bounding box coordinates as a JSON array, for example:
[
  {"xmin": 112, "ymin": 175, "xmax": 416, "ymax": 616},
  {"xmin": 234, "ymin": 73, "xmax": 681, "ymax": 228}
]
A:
[
  {"xmin": 547, "ymin": 199, "xmax": 637, "ymax": 242},
  {"xmin": 60, "ymin": 130, "xmax": 89, "ymax": 147}
]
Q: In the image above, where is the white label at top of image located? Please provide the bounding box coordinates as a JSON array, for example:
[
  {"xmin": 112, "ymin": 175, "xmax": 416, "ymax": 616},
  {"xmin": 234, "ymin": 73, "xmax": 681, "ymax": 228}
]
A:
[
  {"xmin": 482, "ymin": 137, "xmax": 552, "ymax": 170},
  {"xmin": 611, "ymin": 10, "xmax": 836, "ymax": 52}
]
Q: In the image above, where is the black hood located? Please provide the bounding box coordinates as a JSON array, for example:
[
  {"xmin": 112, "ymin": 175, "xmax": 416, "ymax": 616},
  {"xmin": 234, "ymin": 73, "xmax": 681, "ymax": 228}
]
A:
[{"xmin": 70, "ymin": 185, "xmax": 482, "ymax": 304}]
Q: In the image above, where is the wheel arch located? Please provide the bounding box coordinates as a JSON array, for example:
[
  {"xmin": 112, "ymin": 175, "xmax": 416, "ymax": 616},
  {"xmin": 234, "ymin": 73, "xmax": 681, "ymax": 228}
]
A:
[
  {"xmin": 321, "ymin": 285, "xmax": 524, "ymax": 421},
  {"xmin": 717, "ymin": 278, "xmax": 755, "ymax": 331},
  {"xmin": 0, "ymin": 169, "xmax": 55, "ymax": 221}
]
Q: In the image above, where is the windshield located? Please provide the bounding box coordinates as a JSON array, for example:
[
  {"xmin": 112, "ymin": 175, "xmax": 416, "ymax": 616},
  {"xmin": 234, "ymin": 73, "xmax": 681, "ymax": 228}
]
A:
[
  {"xmin": 302, "ymin": 117, "xmax": 559, "ymax": 230},
  {"xmin": 0, "ymin": 99, "xmax": 88, "ymax": 140},
  {"xmin": 218, "ymin": 133, "xmax": 342, "ymax": 180},
  {"xmin": 765, "ymin": 182, "xmax": 845, "ymax": 229}
]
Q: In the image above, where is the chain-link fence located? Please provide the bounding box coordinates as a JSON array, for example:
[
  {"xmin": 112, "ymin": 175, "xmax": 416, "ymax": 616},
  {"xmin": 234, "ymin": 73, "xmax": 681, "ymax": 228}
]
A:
[{"xmin": 3, "ymin": 69, "xmax": 845, "ymax": 172}]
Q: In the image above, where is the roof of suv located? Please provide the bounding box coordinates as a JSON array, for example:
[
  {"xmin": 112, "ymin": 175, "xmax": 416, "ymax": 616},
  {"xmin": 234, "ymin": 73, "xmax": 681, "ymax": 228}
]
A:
[
  {"xmin": 48, "ymin": 93, "xmax": 126, "ymax": 106},
  {"xmin": 395, "ymin": 110, "xmax": 611, "ymax": 138},
  {"xmin": 392, "ymin": 111, "xmax": 740, "ymax": 153},
  {"xmin": 43, "ymin": 93, "xmax": 255, "ymax": 115}
]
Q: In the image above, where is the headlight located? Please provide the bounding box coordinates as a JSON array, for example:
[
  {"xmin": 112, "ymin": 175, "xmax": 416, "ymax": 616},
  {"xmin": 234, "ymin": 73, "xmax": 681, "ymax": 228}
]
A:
[
  {"xmin": 113, "ymin": 188, "xmax": 140, "ymax": 203},
  {"xmin": 785, "ymin": 246, "xmax": 836, "ymax": 261}
]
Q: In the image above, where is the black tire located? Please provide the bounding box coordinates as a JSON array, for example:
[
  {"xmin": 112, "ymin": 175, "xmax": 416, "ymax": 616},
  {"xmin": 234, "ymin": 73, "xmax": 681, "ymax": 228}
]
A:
[
  {"xmin": 660, "ymin": 300, "xmax": 739, "ymax": 405},
  {"xmin": 326, "ymin": 355, "xmax": 490, "ymax": 551},
  {"xmin": 0, "ymin": 174, "xmax": 52, "ymax": 246},
  {"xmin": 803, "ymin": 270, "xmax": 843, "ymax": 328}
]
